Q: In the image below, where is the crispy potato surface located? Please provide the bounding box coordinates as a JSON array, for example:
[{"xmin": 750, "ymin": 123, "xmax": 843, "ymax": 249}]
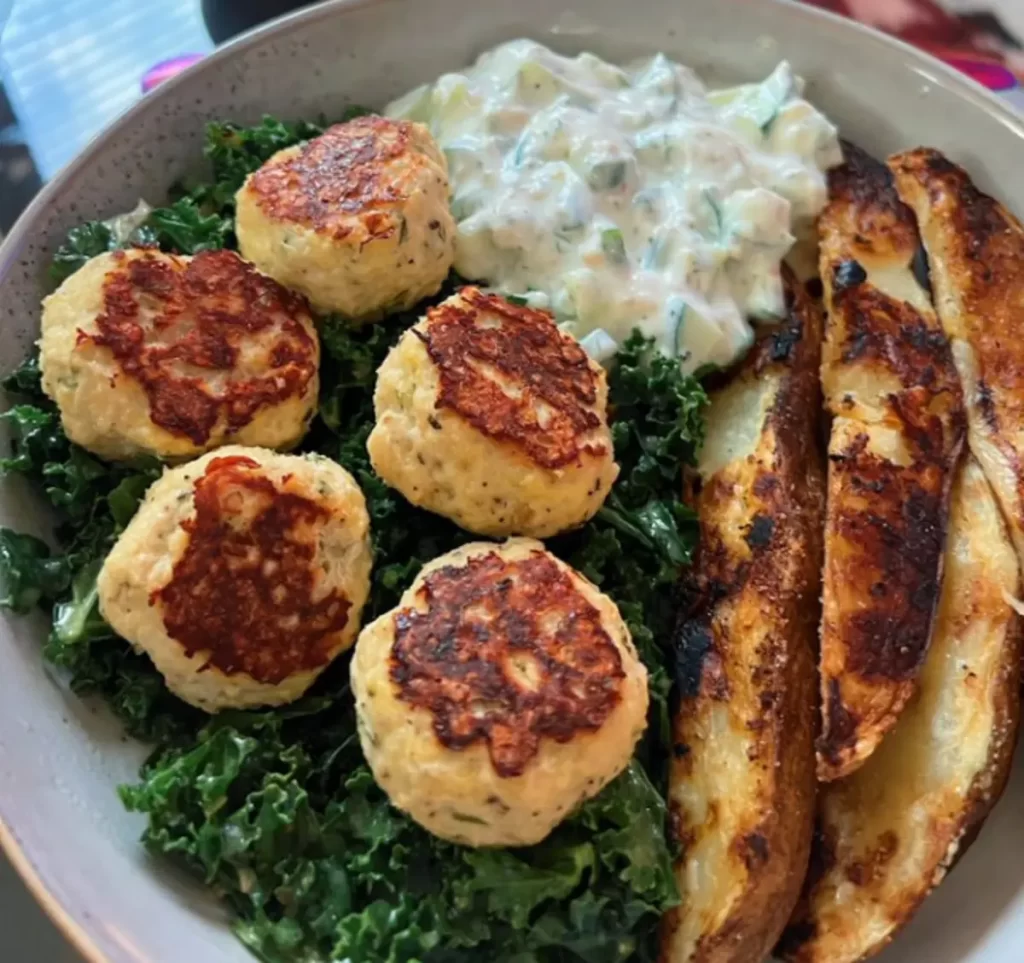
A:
[
  {"xmin": 661, "ymin": 270, "xmax": 824, "ymax": 963},
  {"xmin": 817, "ymin": 144, "xmax": 965, "ymax": 782},
  {"xmin": 779, "ymin": 455, "xmax": 1021, "ymax": 963}
]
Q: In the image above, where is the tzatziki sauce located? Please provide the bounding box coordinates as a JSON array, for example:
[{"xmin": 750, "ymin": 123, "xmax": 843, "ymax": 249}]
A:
[{"xmin": 387, "ymin": 39, "xmax": 842, "ymax": 371}]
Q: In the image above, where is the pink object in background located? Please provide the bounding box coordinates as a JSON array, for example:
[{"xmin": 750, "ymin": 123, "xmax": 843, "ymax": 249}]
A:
[
  {"xmin": 946, "ymin": 56, "xmax": 1019, "ymax": 91},
  {"xmin": 806, "ymin": 0, "xmax": 1024, "ymax": 95},
  {"xmin": 141, "ymin": 55, "xmax": 205, "ymax": 93},
  {"xmin": 139, "ymin": 6, "xmax": 1024, "ymax": 102}
]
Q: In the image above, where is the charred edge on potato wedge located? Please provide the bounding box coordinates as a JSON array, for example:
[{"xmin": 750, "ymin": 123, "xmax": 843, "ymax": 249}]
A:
[
  {"xmin": 660, "ymin": 268, "xmax": 824, "ymax": 963},
  {"xmin": 816, "ymin": 142, "xmax": 966, "ymax": 783},
  {"xmin": 890, "ymin": 147, "xmax": 1024, "ymax": 572},
  {"xmin": 778, "ymin": 455, "xmax": 1022, "ymax": 963}
]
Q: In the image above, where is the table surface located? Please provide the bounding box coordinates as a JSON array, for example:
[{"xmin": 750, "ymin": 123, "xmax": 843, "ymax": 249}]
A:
[
  {"xmin": 4, "ymin": 0, "xmax": 1024, "ymax": 960},
  {"xmin": 1, "ymin": 852, "xmax": 82, "ymax": 961}
]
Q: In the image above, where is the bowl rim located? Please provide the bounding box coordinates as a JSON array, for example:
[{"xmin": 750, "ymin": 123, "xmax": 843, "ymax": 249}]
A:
[{"xmin": 4, "ymin": 0, "xmax": 1024, "ymax": 960}]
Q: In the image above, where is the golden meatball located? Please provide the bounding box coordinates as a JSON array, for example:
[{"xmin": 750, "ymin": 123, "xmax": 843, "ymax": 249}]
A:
[
  {"xmin": 235, "ymin": 116, "xmax": 455, "ymax": 320},
  {"xmin": 352, "ymin": 538, "xmax": 648, "ymax": 847},
  {"xmin": 98, "ymin": 447, "xmax": 372, "ymax": 712},
  {"xmin": 367, "ymin": 287, "xmax": 619, "ymax": 538},
  {"xmin": 40, "ymin": 248, "xmax": 319, "ymax": 462}
]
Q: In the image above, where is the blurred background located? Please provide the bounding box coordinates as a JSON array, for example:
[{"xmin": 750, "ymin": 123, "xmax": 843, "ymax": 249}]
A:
[
  {"xmin": 1, "ymin": 0, "xmax": 1024, "ymax": 958},
  {"xmin": 2, "ymin": 0, "xmax": 1024, "ymax": 235}
]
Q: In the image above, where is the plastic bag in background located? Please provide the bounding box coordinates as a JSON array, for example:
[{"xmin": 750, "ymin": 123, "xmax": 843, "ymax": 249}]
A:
[{"xmin": 804, "ymin": 0, "xmax": 1024, "ymax": 110}]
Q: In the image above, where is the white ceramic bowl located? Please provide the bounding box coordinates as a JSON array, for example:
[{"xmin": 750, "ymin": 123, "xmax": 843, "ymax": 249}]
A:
[{"xmin": 2, "ymin": 1, "xmax": 1024, "ymax": 961}]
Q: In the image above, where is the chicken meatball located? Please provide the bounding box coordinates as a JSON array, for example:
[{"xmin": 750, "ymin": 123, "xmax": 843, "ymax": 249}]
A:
[
  {"xmin": 234, "ymin": 115, "xmax": 455, "ymax": 320},
  {"xmin": 98, "ymin": 447, "xmax": 372, "ymax": 712},
  {"xmin": 40, "ymin": 248, "xmax": 319, "ymax": 462},
  {"xmin": 352, "ymin": 538, "xmax": 648, "ymax": 847},
  {"xmin": 367, "ymin": 287, "xmax": 619, "ymax": 538}
]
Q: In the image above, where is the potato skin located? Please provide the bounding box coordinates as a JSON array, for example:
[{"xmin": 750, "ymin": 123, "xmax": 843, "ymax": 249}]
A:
[
  {"xmin": 351, "ymin": 538, "xmax": 648, "ymax": 847},
  {"xmin": 235, "ymin": 115, "xmax": 454, "ymax": 321},
  {"xmin": 98, "ymin": 446, "xmax": 371, "ymax": 712},
  {"xmin": 817, "ymin": 143, "xmax": 965, "ymax": 782},
  {"xmin": 890, "ymin": 148, "xmax": 1024, "ymax": 573},
  {"xmin": 660, "ymin": 270, "xmax": 823, "ymax": 963},
  {"xmin": 40, "ymin": 248, "xmax": 319, "ymax": 461},
  {"xmin": 367, "ymin": 287, "xmax": 618, "ymax": 538},
  {"xmin": 778, "ymin": 455, "xmax": 1022, "ymax": 963}
]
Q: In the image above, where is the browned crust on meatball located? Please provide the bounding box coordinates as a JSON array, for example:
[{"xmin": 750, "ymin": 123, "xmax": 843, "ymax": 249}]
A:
[
  {"xmin": 246, "ymin": 115, "xmax": 433, "ymax": 240},
  {"xmin": 390, "ymin": 549, "xmax": 625, "ymax": 778},
  {"xmin": 155, "ymin": 455, "xmax": 352, "ymax": 683},
  {"xmin": 816, "ymin": 143, "xmax": 965, "ymax": 782},
  {"xmin": 81, "ymin": 249, "xmax": 317, "ymax": 447},
  {"xmin": 417, "ymin": 287, "xmax": 609, "ymax": 470}
]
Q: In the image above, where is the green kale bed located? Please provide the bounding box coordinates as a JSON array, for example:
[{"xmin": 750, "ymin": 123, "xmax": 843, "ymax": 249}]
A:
[{"xmin": 0, "ymin": 114, "xmax": 707, "ymax": 963}]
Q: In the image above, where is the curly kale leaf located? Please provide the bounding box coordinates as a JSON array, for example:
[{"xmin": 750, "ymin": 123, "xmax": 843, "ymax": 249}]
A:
[
  {"xmin": 47, "ymin": 109, "xmax": 375, "ymax": 272},
  {"xmin": 0, "ymin": 398, "xmax": 158, "ymax": 533},
  {"xmin": 0, "ymin": 529, "xmax": 70, "ymax": 613},
  {"xmin": 46, "ymin": 198, "xmax": 229, "ymax": 270},
  {"xmin": 49, "ymin": 221, "xmax": 118, "ymax": 285},
  {"xmin": 8, "ymin": 113, "xmax": 706, "ymax": 963},
  {"xmin": 202, "ymin": 116, "xmax": 327, "ymax": 205},
  {"xmin": 316, "ymin": 301, "xmax": 473, "ymax": 617},
  {"xmin": 2, "ymin": 351, "xmax": 48, "ymax": 403},
  {"xmin": 123, "ymin": 694, "xmax": 677, "ymax": 963},
  {"xmin": 0, "ymin": 404, "xmax": 67, "ymax": 475},
  {"xmin": 554, "ymin": 330, "xmax": 707, "ymax": 784},
  {"xmin": 116, "ymin": 313, "xmax": 695, "ymax": 963},
  {"xmin": 143, "ymin": 197, "xmax": 233, "ymax": 254},
  {"xmin": 141, "ymin": 108, "xmax": 373, "ymax": 255},
  {"xmin": 37, "ymin": 493, "xmax": 195, "ymax": 744},
  {"xmin": 0, "ymin": 348, "xmax": 176, "ymax": 736},
  {"xmin": 598, "ymin": 331, "xmax": 707, "ymax": 564}
]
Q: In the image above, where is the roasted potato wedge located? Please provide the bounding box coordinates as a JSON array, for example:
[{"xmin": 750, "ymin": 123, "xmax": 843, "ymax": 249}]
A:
[
  {"xmin": 817, "ymin": 143, "xmax": 965, "ymax": 782},
  {"xmin": 890, "ymin": 148, "xmax": 1024, "ymax": 571},
  {"xmin": 661, "ymin": 272, "xmax": 823, "ymax": 963},
  {"xmin": 778, "ymin": 455, "xmax": 1022, "ymax": 963}
]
